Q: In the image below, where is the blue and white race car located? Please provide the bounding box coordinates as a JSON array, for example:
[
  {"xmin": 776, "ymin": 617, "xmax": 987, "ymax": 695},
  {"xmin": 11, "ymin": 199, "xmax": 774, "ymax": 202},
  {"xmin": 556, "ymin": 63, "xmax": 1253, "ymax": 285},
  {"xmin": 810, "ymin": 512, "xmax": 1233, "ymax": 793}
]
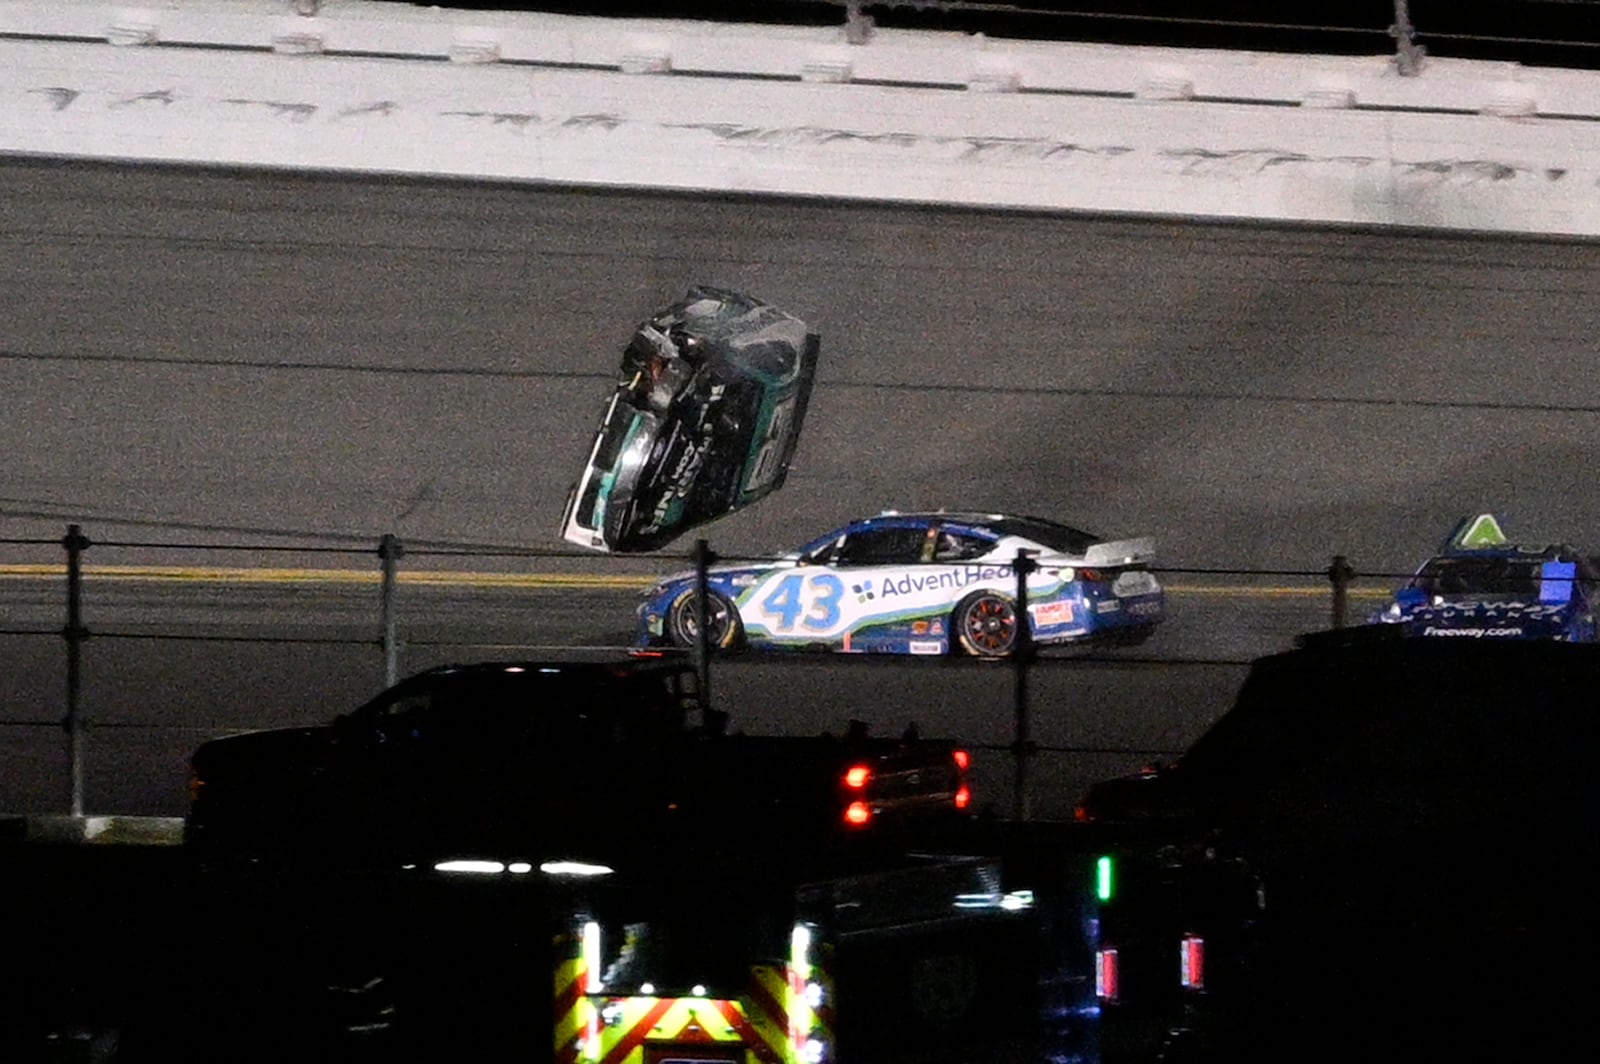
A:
[
  {"xmin": 1370, "ymin": 513, "xmax": 1600, "ymax": 641},
  {"xmin": 634, "ymin": 511, "xmax": 1166, "ymax": 658}
]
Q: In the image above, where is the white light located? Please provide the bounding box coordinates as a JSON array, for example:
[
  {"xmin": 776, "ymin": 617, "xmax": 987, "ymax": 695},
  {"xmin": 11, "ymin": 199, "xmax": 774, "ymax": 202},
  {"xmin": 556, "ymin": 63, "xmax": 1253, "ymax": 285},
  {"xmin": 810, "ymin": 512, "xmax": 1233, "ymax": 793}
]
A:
[
  {"xmin": 541, "ymin": 860, "xmax": 615, "ymax": 878},
  {"xmin": 582, "ymin": 922, "xmax": 603, "ymax": 994},
  {"xmin": 790, "ymin": 924, "xmax": 812, "ymax": 975},
  {"xmin": 804, "ymin": 982, "xmax": 823, "ymax": 1009},
  {"xmin": 803, "ymin": 1037, "xmax": 827, "ymax": 1063},
  {"xmin": 508, "ymin": 862, "xmax": 532, "ymax": 875},
  {"xmin": 1002, "ymin": 890, "xmax": 1035, "ymax": 911},
  {"xmin": 639, "ymin": 982, "xmax": 655, "ymax": 996},
  {"xmin": 434, "ymin": 859, "xmax": 504, "ymax": 875},
  {"xmin": 503, "ymin": 666, "xmax": 525, "ymax": 673},
  {"xmin": 691, "ymin": 984, "xmax": 707, "ymax": 997}
]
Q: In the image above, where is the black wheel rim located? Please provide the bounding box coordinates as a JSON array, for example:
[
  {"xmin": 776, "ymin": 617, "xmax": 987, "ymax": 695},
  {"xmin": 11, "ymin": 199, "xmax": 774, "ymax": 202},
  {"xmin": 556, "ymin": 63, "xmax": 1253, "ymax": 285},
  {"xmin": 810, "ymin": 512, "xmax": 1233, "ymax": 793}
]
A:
[
  {"xmin": 962, "ymin": 596, "xmax": 1016, "ymax": 655},
  {"xmin": 674, "ymin": 593, "xmax": 730, "ymax": 647}
]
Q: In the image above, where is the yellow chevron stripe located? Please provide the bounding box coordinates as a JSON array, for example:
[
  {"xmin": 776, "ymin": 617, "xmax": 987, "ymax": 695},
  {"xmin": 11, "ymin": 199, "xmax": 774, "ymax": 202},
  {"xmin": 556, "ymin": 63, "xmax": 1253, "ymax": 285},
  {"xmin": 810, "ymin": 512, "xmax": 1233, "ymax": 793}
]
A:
[
  {"xmin": 554, "ymin": 943, "xmax": 596, "ymax": 1061},
  {"xmin": 748, "ymin": 965, "xmax": 795, "ymax": 1061},
  {"xmin": 653, "ymin": 997, "xmax": 746, "ymax": 1042},
  {"xmin": 596, "ymin": 996, "xmax": 751, "ymax": 1064}
]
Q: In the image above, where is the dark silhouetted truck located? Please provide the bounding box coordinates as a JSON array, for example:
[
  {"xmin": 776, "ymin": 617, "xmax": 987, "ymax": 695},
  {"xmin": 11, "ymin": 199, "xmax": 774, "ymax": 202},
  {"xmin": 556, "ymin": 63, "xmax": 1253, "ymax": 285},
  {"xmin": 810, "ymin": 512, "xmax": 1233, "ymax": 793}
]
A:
[
  {"xmin": 178, "ymin": 657, "xmax": 1105, "ymax": 1063},
  {"xmin": 1074, "ymin": 629, "xmax": 1600, "ymax": 1062}
]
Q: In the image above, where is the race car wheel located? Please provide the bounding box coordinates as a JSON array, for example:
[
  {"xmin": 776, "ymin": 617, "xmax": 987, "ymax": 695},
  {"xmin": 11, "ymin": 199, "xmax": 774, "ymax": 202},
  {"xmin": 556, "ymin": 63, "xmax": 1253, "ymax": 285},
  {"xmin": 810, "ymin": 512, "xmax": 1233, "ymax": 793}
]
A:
[
  {"xmin": 668, "ymin": 588, "xmax": 742, "ymax": 650},
  {"xmin": 955, "ymin": 592, "xmax": 1019, "ymax": 658}
]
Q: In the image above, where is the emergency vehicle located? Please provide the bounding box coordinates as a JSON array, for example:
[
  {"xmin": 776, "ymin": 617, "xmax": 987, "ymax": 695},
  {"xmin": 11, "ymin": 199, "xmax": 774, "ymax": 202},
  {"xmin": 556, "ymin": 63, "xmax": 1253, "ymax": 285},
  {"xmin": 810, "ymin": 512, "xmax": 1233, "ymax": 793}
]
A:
[{"xmin": 551, "ymin": 843, "xmax": 1059, "ymax": 1064}]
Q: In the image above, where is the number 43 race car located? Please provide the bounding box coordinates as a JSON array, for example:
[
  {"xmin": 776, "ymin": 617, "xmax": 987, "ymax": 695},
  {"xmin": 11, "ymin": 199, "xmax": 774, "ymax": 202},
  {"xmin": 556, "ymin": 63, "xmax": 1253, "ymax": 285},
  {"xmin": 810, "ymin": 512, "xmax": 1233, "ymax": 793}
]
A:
[{"xmin": 634, "ymin": 511, "xmax": 1166, "ymax": 658}]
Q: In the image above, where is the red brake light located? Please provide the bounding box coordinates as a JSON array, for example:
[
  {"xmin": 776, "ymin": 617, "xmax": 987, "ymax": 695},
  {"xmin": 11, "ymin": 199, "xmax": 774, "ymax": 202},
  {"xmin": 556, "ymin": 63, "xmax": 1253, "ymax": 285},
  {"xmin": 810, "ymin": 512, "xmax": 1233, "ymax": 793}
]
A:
[
  {"xmin": 1080, "ymin": 568, "xmax": 1103, "ymax": 582},
  {"xmin": 1181, "ymin": 934, "xmax": 1205, "ymax": 990},
  {"xmin": 1096, "ymin": 948, "xmax": 1120, "ymax": 1002},
  {"xmin": 954, "ymin": 784, "xmax": 971, "ymax": 809},
  {"xmin": 844, "ymin": 764, "xmax": 871, "ymax": 789},
  {"xmin": 952, "ymin": 749, "xmax": 970, "ymax": 770},
  {"xmin": 844, "ymin": 800, "xmax": 871, "ymax": 826}
]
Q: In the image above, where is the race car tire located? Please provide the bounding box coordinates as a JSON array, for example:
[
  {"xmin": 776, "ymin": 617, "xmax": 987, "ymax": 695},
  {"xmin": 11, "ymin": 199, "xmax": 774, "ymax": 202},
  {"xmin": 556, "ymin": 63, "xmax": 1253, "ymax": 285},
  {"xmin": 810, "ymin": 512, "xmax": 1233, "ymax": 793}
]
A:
[
  {"xmin": 668, "ymin": 588, "xmax": 742, "ymax": 651},
  {"xmin": 954, "ymin": 592, "xmax": 1020, "ymax": 658}
]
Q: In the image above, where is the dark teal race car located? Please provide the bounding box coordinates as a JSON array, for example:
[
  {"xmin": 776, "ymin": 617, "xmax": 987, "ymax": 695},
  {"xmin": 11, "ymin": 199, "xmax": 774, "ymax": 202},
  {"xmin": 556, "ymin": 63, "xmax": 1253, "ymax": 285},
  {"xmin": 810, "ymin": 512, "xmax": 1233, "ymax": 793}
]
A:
[
  {"xmin": 1369, "ymin": 513, "xmax": 1600, "ymax": 641},
  {"xmin": 560, "ymin": 287, "xmax": 819, "ymax": 553}
]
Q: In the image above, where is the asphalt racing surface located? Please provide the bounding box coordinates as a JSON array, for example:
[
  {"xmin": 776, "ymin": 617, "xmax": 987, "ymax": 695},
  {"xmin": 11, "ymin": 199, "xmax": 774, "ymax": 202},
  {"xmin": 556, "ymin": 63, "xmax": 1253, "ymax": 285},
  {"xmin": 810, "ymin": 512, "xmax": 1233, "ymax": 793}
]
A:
[
  {"xmin": 2, "ymin": 158, "xmax": 1598, "ymax": 816},
  {"xmin": 5, "ymin": 159, "xmax": 1598, "ymax": 567}
]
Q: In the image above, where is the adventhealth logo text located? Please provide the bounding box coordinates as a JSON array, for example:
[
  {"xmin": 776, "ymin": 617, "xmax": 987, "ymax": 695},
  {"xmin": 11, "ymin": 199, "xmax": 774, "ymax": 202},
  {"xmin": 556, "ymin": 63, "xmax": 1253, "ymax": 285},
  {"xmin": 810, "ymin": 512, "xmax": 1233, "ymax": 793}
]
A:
[{"xmin": 880, "ymin": 565, "xmax": 1016, "ymax": 598}]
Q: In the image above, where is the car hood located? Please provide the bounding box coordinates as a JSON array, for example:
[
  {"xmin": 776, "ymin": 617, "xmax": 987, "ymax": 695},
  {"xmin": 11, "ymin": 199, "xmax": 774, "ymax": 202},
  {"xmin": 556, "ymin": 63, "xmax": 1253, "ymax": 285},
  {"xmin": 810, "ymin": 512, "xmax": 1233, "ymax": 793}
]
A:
[
  {"xmin": 1076, "ymin": 764, "xmax": 1201, "ymax": 826},
  {"xmin": 191, "ymin": 725, "xmax": 335, "ymax": 777},
  {"xmin": 649, "ymin": 556, "xmax": 800, "ymax": 590}
]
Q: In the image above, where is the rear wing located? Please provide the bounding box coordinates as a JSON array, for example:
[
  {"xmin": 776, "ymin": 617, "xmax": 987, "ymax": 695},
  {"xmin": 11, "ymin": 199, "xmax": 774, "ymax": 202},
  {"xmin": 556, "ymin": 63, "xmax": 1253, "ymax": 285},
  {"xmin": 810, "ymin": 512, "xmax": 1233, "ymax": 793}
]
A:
[{"xmin": 1082, "ymin": 537, "xmax": 1156, "ymax": 568}]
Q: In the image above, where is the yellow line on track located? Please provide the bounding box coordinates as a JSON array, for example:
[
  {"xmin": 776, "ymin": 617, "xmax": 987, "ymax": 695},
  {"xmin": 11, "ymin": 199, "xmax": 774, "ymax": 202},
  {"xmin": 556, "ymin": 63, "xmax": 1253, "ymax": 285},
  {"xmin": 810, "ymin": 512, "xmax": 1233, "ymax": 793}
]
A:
[
  {"xmin": 0, "ymin": 565, "xmax": 1393, "ymax": 597},
  {"xmin": 0, "ymin": 564, "xmax": 657, "ymax": 589},
  {"xmin": 1166, "ymin": 584, "xmax": 1392, "ymax": 600}
]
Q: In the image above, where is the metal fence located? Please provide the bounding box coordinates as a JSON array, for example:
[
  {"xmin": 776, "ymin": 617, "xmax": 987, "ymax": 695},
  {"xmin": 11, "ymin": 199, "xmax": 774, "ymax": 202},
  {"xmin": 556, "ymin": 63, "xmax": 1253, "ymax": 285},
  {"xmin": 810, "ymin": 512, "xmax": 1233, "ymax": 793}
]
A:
[{"xmin": 2, "ymin": 524, "xmax": 1383, "ymax": 821}]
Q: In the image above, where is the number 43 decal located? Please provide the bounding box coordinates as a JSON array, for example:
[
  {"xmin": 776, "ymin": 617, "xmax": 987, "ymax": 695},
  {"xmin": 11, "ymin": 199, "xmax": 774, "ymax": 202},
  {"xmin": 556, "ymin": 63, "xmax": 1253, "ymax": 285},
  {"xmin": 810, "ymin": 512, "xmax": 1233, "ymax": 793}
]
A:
[{"xmin": 759, "ymin": 573, "xmax": 845, "ymax": 632}]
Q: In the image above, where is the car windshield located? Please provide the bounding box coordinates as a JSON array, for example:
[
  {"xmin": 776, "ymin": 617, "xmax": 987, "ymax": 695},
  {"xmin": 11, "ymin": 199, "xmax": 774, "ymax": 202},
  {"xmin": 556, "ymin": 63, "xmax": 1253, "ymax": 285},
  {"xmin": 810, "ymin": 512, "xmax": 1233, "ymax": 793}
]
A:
[
  {"xmin": 571, "ymin": 396, "xmax": 651, "ymax": 532},
  {"xmin": 354, "ymin": 667, "xmax": 693, "ymax": 740},
  {"xmin": 1410, "ymin": 555, "xmax": 1544, "ymax": 597}
]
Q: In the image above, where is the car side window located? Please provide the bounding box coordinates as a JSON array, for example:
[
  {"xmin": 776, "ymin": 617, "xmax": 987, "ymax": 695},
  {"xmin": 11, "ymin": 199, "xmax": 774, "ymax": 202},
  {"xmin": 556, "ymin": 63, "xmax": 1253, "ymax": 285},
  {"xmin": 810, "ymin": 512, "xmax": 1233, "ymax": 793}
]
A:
[
  {"xmin": 835, "ymin": 527, "xmax": 929, "ymax": 566},
  {"xmin": 932, "ymin": 529, "xmax": 992, "ymax": 562},
  {"xmin": 373, "ymin": 691, "xmax": 432, "ymax": 719},
  {"xmin": 802, "ymin": 535, "xmax": 843, "ymax": 565}
]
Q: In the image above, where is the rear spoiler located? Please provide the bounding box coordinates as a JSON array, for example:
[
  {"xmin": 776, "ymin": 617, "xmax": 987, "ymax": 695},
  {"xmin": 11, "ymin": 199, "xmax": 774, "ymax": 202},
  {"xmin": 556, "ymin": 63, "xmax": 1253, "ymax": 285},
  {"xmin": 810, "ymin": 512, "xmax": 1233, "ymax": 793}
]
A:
[{"xmin": 1082, "ymin": 537, "xmax": 1156, "ymax": 567}]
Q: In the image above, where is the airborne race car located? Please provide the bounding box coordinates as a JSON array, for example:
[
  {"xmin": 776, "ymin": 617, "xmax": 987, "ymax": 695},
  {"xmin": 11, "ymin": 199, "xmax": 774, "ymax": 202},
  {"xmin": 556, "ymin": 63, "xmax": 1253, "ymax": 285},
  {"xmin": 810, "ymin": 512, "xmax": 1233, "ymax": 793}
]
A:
[
  {"xmin": 559, "ymin": 286, "xmax": 820, "ymax": 553},
  {"xmin": 1369, "ymin": 513, "xmax": 1600, "ymax": 641},
  {"xmin": 634, "ymin": 510, "xmax": 1166, "ymax": 658}
]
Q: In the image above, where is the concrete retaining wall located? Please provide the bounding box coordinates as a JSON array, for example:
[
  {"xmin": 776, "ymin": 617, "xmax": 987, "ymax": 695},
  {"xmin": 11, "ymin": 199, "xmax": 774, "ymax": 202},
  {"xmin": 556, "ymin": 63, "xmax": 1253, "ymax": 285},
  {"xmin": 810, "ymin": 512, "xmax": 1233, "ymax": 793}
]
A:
[{"xmin": 3, "ymin": 0, "xmax": 1599, "ymax": 234}]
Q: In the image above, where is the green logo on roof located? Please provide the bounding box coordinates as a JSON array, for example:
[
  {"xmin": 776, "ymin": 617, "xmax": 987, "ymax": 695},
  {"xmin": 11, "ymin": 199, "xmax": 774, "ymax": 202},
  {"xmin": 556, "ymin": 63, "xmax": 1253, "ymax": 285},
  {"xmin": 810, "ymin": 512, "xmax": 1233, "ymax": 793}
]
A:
[{"xmin": 1449, "ymin": 513, "xmax": 1509, "ymax": 549}]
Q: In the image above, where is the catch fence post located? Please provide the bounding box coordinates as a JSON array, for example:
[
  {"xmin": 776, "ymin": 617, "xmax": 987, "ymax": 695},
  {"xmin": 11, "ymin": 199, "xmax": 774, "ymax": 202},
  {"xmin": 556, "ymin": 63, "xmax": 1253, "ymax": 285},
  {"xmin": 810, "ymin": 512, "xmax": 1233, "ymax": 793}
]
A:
[
  {"xmin": 62, "ymin": 524, "xmax": 90, "ymax": 818},
  {"xmin": 1011, "ymin": 549, "xmax": 1038, "ymax": 821},
  {"xmin": 693, "ymin": 539, "xmax": 715, "ymax": 710},
  {"xmin": 1328, "ymin": 554, "xmax": 1355, "ymax": 629},
  {"xmin": 1390, "ymin": 0, "xmax": 1425, "ymax": 76},
  {"xmin": 378, "ymin": 534, "xmax": 404, "ymax": 688}
]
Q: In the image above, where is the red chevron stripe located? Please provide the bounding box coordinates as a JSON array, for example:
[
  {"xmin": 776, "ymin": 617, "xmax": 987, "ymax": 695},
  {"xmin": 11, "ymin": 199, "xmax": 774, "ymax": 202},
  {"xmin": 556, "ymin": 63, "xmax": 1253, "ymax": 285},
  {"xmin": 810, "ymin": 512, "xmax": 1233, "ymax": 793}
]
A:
[
  {"xmin": 554, "ymin": 972, "xmax": 584, "ymax": 1026},
  {"xmin": 746, "ymin": 975, "xmax": 786, "ymax": 1035},
  {"xmin": 712, "ymin": 999, "xmax": 784, "ymax": 1064},
  {"xmin": 599, "ymin": 997, "xmax": 676, "ymax": 1064}
]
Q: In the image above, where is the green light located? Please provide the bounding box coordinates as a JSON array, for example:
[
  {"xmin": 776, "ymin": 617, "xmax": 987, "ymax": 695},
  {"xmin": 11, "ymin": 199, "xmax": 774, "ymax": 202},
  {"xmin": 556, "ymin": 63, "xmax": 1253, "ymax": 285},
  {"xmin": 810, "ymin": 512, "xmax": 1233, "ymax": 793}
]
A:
[{"xmin": 1096, "ymin": 856, "xmax": 1114, "ymax": 901}]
